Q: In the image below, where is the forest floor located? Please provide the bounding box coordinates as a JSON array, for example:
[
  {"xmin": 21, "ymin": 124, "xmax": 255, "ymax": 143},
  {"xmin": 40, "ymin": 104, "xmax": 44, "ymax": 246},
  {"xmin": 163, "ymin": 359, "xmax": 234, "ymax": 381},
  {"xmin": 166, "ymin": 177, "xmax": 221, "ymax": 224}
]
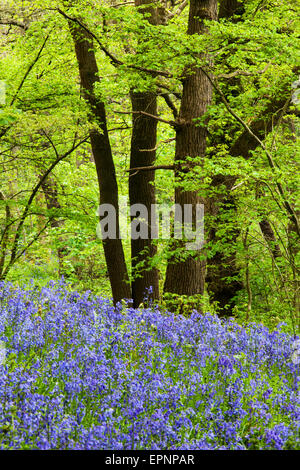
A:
[{"xmin": 0, "ymin": 280, "xmax": 299, "ymax": 450}]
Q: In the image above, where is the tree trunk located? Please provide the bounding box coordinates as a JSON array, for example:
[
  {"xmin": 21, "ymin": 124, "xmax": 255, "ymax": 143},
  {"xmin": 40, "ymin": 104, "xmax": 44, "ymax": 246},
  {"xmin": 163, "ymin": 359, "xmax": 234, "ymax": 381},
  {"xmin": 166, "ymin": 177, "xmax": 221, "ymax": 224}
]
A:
[
  {"xmin": 129, "ymin": 91, "xmax": 160, "ymax": 306},
  {"xmin": 0, "ymin": 190, "xmax": 10, "ymax": 278},
  {"xmin": 70, "ymin": 23, "xmax": 131, "ymax": 302},
  {"xmin": 40, "ymin": 176, "xmax": 69, "ymax": 277},
  {"xmin": 205, "ymin": 1, "xmax": 291, "ymax": 314},
  {"xmin": 219, "ymin": 0, "xmax": 244, "ymax": 19},
  {"xmin": 129, "ymin": 0, "xmax": 161, "ymax": 307},
  {"xmin": 206, "ymin": 93, "xmax": 291, "ymax": 313},
  {"xmin": 164, "ymin": 0, "xmax": 218, "ymax": 299},
  {"xmin": 204, "ymin": 0, "xmax": 246, "ymax": 314}
]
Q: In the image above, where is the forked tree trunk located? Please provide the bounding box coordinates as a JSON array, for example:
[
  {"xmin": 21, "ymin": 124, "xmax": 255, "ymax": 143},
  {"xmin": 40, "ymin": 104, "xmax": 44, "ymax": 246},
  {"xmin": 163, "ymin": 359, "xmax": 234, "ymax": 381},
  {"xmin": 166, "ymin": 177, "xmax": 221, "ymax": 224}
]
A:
[
  {"xmin": 164, "ymin": 0, "xmax": 218, "ymax": 299},
  {"xmin": 69, "ymin": 23, "xmax": 131, "ymax": 302}
]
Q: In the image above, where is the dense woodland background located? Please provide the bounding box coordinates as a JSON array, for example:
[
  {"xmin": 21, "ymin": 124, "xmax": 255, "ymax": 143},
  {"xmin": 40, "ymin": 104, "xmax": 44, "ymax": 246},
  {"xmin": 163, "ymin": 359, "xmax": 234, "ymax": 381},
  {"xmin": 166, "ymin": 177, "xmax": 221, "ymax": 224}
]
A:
[{"xmin": 0, "ymin": 0, "xmax": 299, "ymax": 332}]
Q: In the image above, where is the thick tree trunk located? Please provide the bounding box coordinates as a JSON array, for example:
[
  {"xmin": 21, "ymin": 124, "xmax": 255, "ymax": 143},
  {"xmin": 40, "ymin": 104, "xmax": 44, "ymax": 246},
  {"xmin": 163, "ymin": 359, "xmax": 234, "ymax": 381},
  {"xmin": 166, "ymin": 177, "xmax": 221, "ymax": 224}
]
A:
[
  {"xmin": 129, "ymin": 91, "xmax": 160, "ymax": 306},
  {"xmin": 70, "ymin": 24, "xmax": 131, "ymax": 302},
  {"xmin": 129, "ymin": 0, "xmax": 161, "ymax": 307},
  {"xmin": 164, "ymin": 0, "xmax": 218, "ymax": 299}
]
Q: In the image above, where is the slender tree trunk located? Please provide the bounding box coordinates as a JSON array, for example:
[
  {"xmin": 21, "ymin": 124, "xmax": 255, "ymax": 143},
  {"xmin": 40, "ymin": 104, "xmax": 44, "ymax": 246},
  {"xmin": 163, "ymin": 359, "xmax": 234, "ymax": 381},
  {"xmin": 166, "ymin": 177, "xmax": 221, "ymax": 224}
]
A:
[
  {"xmin": 40, "ymin": 176, "xmax": 69, "ymax": 277},
  {"xmin": 164, "ymin": 0, "xmax": 218, "ymax": 298},
  {"xmin": 0, "ymin": 190, "xmax": 10, "ymax": 278},
  {"xmin": 204, "ymin": 0, "xmax": 247, "ymax": 314},
  {"xmin": 129, "ymin": 0, "xmax": 161, "ymax": 307},
  {"xmin": 69, "ymin": 23, "xmax": 131, "ymax": 302}
]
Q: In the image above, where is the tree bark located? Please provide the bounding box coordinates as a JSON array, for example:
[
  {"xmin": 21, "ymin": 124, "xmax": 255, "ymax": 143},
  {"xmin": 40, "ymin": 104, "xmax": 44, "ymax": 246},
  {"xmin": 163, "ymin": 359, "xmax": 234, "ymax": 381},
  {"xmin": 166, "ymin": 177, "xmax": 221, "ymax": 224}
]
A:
[
  {"xmin": 129, "ymin": 91, "xmax": 160, "ymax": 306},
  {"xmin": 0, "ymin": 190, "xmax": 10, "ymax": 278},
  {"xmin": 41, "ymin": 176, "xmax": 69, "ymax": 277},
  {"xmin": 205, "ymin": 2, "xmax": 292, "ymax": 314},
  {"xmin": 69, "ymin": 23, "xmax": 131, "ymax": 302},
  {"xmin": 129, "ymin": 0, "xmax": 161, "ymax": 307},
  {"xmin": 164, "ymin": 0, "xmax": 218, "ymax": 299},
  {"xmin": 219, "ymin": 0, "xmax": 244, "ymax": 19},
  {"xmin": 206, "ymin": 93, "xmax": 291, "ymax": 313}
]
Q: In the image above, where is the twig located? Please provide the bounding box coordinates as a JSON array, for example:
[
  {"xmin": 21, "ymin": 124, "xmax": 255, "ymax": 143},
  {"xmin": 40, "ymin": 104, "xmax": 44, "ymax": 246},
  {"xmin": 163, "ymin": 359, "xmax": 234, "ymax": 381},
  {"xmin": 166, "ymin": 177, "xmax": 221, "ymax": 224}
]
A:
[
  {"xmin": 126, "ymin": 164, "xmax": 174, "ymax": 173},
  {"xmin": 116, "ymin": 109, "xmax": 179, "ymax": 128},
  {"xmin": 217, "ymin": 61, "xmax": 274, "ymax": 79},
  {"xmin": 10, "ymin": 34, "xmax": 49, "ymax": 106},
  {"xmin": 139, "ymin": 137, "xmax": 176, "ymax": 152},
  {"xmin": 108, "ymin": 126, "xmax": 132, "ymax": 132},
  {"xmin": 230, "ymin": 181, "xmax": 245, "ymax": 191},
  {"xmin": 12, "ymin": 220, "xmax": 53, "ymax": 265}
]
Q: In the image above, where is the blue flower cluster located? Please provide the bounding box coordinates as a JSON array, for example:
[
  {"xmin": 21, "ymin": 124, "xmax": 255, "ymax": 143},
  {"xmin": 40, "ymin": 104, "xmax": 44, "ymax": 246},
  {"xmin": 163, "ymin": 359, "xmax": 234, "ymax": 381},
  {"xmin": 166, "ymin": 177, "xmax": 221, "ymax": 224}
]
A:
[{"xmin": 0, "ymin": 280, "xmax": 299, "ymax": 449}]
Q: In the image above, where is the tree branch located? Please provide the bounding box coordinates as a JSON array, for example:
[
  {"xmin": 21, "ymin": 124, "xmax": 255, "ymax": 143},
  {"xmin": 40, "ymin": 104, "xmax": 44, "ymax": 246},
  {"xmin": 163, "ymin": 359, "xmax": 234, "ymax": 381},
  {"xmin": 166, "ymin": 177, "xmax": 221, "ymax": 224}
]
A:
[
  {"xmin": 126, "ymin": 164, "xmax": 174, "ymax": 173},
  {"xmin": 138, "ymin": 137, "xmax": 176, "ymax": 152},
  {"xmin": 160, "ymin": 93, "xmax": 178, "ymax": 118},
  {"xmin": 217, "ymin": 60, "xmax": 274, "ymax": 79},
  {"xmin": 5, "ymin": 135, "xmax": 89, "ymax": 275},
  {"xmin": 157, "ymin": 82, "xmax": 181, "ymax": 99},
  {"xmin": 167, "ymin": 0, "xmax": 188, "ymax": 20},
  {"xmin": 0, "ymin": 19, "xmax": 27, "ymax": 30},
  {"xmin": 115, "ymin": 109, "xmax": 179, "ymax": 128},
  {"xmin": 200, "ymin": 66, "xmax": 300, "ymax": 237},
  {"xmin": 56, "ymin": 8, "xmax": 172, "ymax": 78},
  {"xmin": 10, "ymin": 34, "xmax": 49, "ymax": 106}
]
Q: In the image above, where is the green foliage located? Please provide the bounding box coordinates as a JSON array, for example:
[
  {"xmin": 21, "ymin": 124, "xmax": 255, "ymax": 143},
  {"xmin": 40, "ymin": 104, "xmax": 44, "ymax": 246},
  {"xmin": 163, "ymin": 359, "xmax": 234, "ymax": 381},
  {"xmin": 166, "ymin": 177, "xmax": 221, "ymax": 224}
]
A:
[{"xmin": 0, "ymin": 0, "xmax": 299, "ymax": 332}]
